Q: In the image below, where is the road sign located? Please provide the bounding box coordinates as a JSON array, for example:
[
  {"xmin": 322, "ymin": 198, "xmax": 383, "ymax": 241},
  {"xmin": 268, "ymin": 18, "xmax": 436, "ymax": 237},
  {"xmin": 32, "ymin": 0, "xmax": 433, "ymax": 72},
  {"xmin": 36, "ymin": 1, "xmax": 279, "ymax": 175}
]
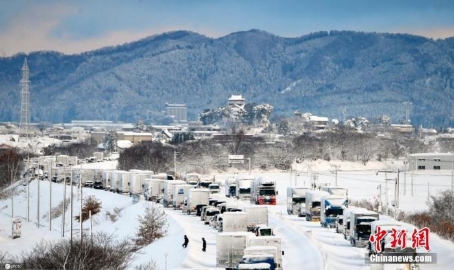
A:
[{"xmin": 228, "ymin": 155, "xmax": 244, "ymax": 164}]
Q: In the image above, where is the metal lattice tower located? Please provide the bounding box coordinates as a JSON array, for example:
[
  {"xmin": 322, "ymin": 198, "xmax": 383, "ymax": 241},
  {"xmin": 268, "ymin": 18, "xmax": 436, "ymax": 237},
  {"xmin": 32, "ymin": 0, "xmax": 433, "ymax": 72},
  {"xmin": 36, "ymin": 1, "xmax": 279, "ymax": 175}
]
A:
[
  {"xmin": 20, "ymin": 58, "xmax": 30, "ymax": 138},
  {"xmin": 404, "ymin": 101, "xmax": 412, "ymax": 125}
]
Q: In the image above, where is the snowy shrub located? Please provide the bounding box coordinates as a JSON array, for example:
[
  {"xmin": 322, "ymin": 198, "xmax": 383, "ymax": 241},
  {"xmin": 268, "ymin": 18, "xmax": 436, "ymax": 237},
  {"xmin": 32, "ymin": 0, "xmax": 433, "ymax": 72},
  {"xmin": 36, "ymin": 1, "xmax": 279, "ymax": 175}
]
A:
[
  {"xmin": 105, "ymin": 207, "xmax": 123, "ymax": 222},
  {"xmin": 427, "ymin": 190, "xmax": 454, "ymax": 223},
  {"xmin": 75, "ymin": 195, "xmax": 102, "ymax": 222},
  {"xmin": 405, "ymin": 212, "xmax": 431, "ymax": 229},
  {"xmin": 134, "ymin": 260, "xmax": 159, "ymax": 270},
  {"xmin": 349, "ymin": 198, "xmax": 379, "ymax": 212},
  {"xmin": 134, "ymin": 204, "xmax": 169, "ymax": 248},
  {"xmin": 19, "ymin": 232, "xmax": 134, "ymax": 269}
]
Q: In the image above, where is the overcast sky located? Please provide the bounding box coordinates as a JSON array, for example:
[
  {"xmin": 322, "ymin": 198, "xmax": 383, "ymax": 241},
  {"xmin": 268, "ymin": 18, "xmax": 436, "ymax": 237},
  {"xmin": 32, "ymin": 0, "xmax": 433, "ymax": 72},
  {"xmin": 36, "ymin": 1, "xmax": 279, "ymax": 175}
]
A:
[{"xmin": 1, "ymin": 0, "xmax": 453, "ymax": 56}]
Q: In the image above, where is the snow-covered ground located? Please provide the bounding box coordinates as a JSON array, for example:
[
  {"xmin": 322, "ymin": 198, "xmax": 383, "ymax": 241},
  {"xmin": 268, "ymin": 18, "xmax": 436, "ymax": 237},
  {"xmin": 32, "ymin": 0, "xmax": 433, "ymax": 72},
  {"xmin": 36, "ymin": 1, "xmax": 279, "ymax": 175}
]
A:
[{"xmin": 1, "ymin": 158, "xmax": 454, "ymax": 269}]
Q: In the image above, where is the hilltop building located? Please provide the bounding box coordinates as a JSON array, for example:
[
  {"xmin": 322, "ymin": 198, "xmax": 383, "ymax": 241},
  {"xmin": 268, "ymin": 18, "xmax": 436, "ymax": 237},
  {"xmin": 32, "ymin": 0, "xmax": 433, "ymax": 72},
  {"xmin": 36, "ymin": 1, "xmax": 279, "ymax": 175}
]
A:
[{"xmin": 166, "ymin": 103, "xmax": 187, "ymax": 124}]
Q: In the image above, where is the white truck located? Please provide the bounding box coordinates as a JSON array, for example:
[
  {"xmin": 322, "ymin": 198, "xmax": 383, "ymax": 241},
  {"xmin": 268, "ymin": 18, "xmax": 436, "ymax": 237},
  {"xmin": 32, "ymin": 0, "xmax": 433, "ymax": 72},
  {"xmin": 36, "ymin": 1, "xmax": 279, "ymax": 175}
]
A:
[
  {"xmin": 251, "ymin": 176, "xmax": 277, "ymax": 205},
  {"xmin": 225, "ymin": 176, "xmax": 237, "ymax": 197},
  {"xmin": 367, "ymin": 219, "xmax": 418, "ymax": 268},
  {"xmin": 239, "ymin": 246, "xmax": 278, "ymax": 270},
  {"xmin": 208, "ymin": 183, "xmax": 221, "ymax": 194},
  {"xmin": 183, "ymin": 173, "xmax": 201, "ymax": 186},
  {"xmin": 222, "ymin": 212, "xmax": 248, "ymax": 232},
  {"xmin": 245, "ymin": 206, "xmax": 268, "ymax": 232},
  {"xmin": 162, "ymin": 180, "xmax": 186, "ymax": 207},
  {"xmin": 110, "ymin": 170, "xmax": 123, "ymax": 193},
  {"xmin": 248, "ymin": 236, "xmax": 284, "ymax": 270},
  {"xmin": 198, "ymin": 175, "xmax": 215, "ymax": 188},
  {"xmin": 236, "ymin": 176, "xmax": 254, "ymax": 201},
  {"xmin": 320, "ymin": 194, "xmax": 347, "ymax": 228},
  {"xmin": 341, "ymin": 206, "xmax": 361, "ymax": 239},
  {"xmin": 305, "ymin": 190, "xmax": 329, "ymax": 222},
  {"xmin": 143, "ymin": 178, "xmax": 165, "ymax": 202},
  {"xmin": 93, "ymin": 152, "xmax": 104, "ymax": 162},
  {"xmin": 216, "ymin": 232, "xmax": 256, "ymax": 269},
  {"xmin": 119, "ymin": 171, "xmax": 130, "ymax": 194},
  {"xmin": 185, "ymin": 188, "xmax": 210, "ymax": 215},
  {"xmin": 349, "ymin": 209, "xmax": 379, "ymax": 247},
  {"xmin": 129, "ymin": 173, "xmax": 143, "ymax": 195},
  {"xmin": 172, "ymin": 184, "xmax": 193, "ymax": 210},
  {"xmin": 286, "ymin": 187, "xmax": 310, "ymax": 216}
]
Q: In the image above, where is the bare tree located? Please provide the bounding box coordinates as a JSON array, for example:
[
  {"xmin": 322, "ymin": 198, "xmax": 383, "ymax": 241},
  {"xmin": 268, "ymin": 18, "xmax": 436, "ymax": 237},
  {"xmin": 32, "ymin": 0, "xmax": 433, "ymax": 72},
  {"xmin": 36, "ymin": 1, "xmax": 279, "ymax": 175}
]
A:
[
  {"xmin": 134, "ymin": 204, "xmax": 169, "ymax": 248},
  {"xmin": 0, "ymin": 148, "xmax": 24, "ymax": 188}
]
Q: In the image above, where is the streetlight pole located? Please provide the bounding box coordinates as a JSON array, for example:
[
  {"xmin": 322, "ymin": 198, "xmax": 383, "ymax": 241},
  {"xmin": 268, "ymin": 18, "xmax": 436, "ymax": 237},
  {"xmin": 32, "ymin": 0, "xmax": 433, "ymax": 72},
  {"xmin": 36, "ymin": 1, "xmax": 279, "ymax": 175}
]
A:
[
  {"xmin": 80, "ymin": 174, "xmax": 83, "ymax": 244},
  {"xmin": 174, "ymin": 151, "xmax": 177, "ymax": 179},
  {"xmin": 37, "ymin": 157, "xmax": 40, "ymax": 228},
  {"xmin": 62, "ymin": 167, "xmax": 66, "ymax": 237},
  {"xmin": 331, "ymin": 164, "xmax": 340, "ymax": 186},
  {"xmin": 248, "ymin": 158, "xmax": 251, "ymax": 175},
  {"xmin": 49, "ymin": 158, "xmax": 52, "ymax": 231},
  {"xmin": 70, "ymin": 166, "xmax": 73, "ymax": 247}
]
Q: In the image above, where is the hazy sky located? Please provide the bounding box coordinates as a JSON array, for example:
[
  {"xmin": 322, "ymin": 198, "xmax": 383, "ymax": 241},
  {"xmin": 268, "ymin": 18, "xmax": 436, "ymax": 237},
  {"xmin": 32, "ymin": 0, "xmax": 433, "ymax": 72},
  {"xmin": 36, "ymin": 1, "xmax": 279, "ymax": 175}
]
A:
[{"xmin": 1, "ymin": 0, "xmax": 453, "ymax": 56}]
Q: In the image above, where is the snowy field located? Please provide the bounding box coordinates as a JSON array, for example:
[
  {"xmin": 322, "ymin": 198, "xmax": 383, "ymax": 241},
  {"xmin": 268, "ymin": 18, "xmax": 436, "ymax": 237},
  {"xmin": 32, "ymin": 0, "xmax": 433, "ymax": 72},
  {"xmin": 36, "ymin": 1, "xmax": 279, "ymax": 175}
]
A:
[{"xmin": 1, "ymin": 158, "xmax": 454, "ymax": 270}]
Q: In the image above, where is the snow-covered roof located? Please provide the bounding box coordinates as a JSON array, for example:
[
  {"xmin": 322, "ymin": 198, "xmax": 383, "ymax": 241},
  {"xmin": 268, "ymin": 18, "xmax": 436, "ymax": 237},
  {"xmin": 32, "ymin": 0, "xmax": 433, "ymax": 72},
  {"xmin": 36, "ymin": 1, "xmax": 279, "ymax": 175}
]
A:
[
  {"xmin": 409, "ymin": 153, "xmax": 454, "ymax": 157},
  {"xmin": 308, "ymin": 115, "xmax": 329, "ymax": 122},
  {"xmin": 228, "ymin": 94, "xmax": 245, "ymax": 101},
  {"xmin": 117, "ymin": 140, "xmax": 133, "ymax": 149}
]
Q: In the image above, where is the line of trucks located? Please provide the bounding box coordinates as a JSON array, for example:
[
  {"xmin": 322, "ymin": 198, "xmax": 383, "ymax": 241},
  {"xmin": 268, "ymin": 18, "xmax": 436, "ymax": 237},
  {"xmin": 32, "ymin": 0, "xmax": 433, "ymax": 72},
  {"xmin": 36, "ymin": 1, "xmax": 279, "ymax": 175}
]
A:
[
  {"xmin": 215, "ymin": 206, "xmax": 284, "ymax": 270},
  {"xmin": 286, "ymin": 184, "xmax": 419, "ymax": 263},
  {"xmin": 225, "ymin": 175, "xmax": 278, "ymax": 205}
]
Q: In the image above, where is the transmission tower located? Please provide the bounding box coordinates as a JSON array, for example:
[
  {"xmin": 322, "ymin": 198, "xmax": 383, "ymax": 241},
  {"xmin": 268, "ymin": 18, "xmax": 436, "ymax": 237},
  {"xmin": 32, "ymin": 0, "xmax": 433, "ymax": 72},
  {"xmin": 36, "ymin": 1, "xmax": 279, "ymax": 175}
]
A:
[
  {"xmin": 20, "ymin": 58, "xmax": 31, "ymax": 139},
  {"xmin": 341, "ymin": 106, "xmax": 347, "ymax": 122},
  {"xmin": 403, "ymin": 101, "xmax": 412, "ymax": 125}
]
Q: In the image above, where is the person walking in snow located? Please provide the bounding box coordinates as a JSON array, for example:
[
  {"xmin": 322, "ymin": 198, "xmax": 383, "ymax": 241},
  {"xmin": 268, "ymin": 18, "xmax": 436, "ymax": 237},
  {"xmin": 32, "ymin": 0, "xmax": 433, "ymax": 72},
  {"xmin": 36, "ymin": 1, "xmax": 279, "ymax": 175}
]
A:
[
  {"xmin": 182, "ymin": 235, "xmax": 189, "ymax": 248},
  {"xmin": 202, "ymin": 237, "xmax": 206, "ymax": 252}
]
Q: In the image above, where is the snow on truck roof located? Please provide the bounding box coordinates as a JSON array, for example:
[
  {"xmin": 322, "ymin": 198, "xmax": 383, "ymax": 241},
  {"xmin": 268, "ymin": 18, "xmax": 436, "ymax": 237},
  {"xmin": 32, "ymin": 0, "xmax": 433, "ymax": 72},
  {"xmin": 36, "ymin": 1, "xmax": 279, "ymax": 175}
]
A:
[{"xmin": 238, "ymin": 263, "xmax": 271, "ymax": 269}]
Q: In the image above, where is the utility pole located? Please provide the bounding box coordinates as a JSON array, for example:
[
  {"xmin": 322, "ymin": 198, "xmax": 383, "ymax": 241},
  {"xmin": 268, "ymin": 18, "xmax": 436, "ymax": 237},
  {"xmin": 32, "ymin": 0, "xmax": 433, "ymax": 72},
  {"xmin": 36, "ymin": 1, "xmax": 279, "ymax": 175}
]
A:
[
  {"xmin": 331, "ymin": 165, "xmax": 340, "ymax": 186},
  {"xmin": 70, "ymin": 167, "xmax": 73, "ymax": 247},
  {"xmin": 427, "ymin": 182, "xmax": 430, "ymax": 203},
  {"xmin": 248, "ymin": 158, "xmax": 251, "ymax": 175},
  {"xmin": 451, "ymin": 153, "xmax": 453, "ymax": 192},
  {"xmin": 377, "ymin": 170, "xmax": 399, "ymax": 216},
  {"xmin": 37, "ymin": 158, "xmax": 40, "ymax": 228},
  {"xmin": 173, "ymin": 151, "xmax": 178, "ymax": 179},
  {"xmin": 49, "ymin": 167, "xmax": 52, "ymax": 231},
  {"xmin": 403, "ymin": 159, "xmax": 407, "ymax": 196},
  {"xmin": 27, "ymin": 169, "xmax": 30, "ymax": 222},
  {"xmin": 80, "ymin": 175, "xmax": 83, "ymax": 244},
  {"xmin": 377, "ymin": 184, "xmax": 382, "ymax": 213},
  {"xmin": 62, "ymin": 168, "xmax": 66, "ymax": 237}
]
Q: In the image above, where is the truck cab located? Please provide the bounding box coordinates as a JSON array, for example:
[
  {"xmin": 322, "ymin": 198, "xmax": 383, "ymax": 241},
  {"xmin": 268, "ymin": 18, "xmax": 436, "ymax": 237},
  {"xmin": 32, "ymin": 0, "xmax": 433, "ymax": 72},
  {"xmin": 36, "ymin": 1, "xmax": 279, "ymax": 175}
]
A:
[
  {"xmin": 349, "ymin": 209, "xmax": 379, "ymax": 247},
  {"xmin": 208, "ymin": 183, "xmax": 221, "ymax": 194}
]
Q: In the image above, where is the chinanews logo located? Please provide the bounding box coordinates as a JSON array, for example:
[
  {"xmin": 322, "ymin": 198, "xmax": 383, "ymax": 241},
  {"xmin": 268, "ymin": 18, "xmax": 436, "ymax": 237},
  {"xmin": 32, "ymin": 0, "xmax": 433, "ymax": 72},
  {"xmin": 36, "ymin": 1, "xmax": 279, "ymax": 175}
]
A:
[
  {"xmin": 369, "ymin": 226, "xmax": 431, "ymax": 252},
  {"xmin": 367, "ymin": 226, "xmax": 437, "ymax": 265}
]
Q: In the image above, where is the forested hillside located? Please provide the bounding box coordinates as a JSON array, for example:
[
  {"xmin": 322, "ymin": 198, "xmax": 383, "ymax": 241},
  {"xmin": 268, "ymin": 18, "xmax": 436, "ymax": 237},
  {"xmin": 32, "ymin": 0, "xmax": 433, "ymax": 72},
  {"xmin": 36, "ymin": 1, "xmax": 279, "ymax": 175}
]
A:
[{"xmin": 1, "ymin": 30, "xmax": 453, "ymax": 127}]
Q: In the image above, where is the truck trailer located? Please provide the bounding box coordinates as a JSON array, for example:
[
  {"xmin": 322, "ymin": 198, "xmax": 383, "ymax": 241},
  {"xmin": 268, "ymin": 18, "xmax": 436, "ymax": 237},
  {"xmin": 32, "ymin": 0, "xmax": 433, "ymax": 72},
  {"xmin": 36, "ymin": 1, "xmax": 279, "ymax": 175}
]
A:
[
  {"xmin": 236, "ymin": 176, "xmax": 254, "ymax": 201},
  {"xmin": 349, "ymin": 208, "xmax": 379, "ymax": 247},
  {"xmin": 222, "ymin": 212, "xmax": 248, "ymax": 232},
  {"xmin": 251, "ymin": 176, "xmax": 277, "ymax": 205},
  {"xmin": 320, "ymin": 194, "xmax": 347, "ymax": 228},
  {"xmin": 245, "ymin": 206, "xmax": 269, "ymax": 232},
  {"xmin": 286, "ymin": 187, "xmax": 310, "ymax": 216},
  {"xmin": 216, "ymin": 232, "xmax": 256, "ymax": 269},
  {"xmin": 185, "ymin": 188, "xmax": 210, "ymax": 215},
  {"xmin": 305, "ymin": 190, "xmax": 329, "ymax": 222}
]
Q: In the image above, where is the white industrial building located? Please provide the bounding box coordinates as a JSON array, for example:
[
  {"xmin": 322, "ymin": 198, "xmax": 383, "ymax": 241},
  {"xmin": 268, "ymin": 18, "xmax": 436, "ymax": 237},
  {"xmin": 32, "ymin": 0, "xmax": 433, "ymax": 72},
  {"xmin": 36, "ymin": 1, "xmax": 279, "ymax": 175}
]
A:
[{"xmin": 408, "ymin": 153, "xmax": 454, "ymax": 171}]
